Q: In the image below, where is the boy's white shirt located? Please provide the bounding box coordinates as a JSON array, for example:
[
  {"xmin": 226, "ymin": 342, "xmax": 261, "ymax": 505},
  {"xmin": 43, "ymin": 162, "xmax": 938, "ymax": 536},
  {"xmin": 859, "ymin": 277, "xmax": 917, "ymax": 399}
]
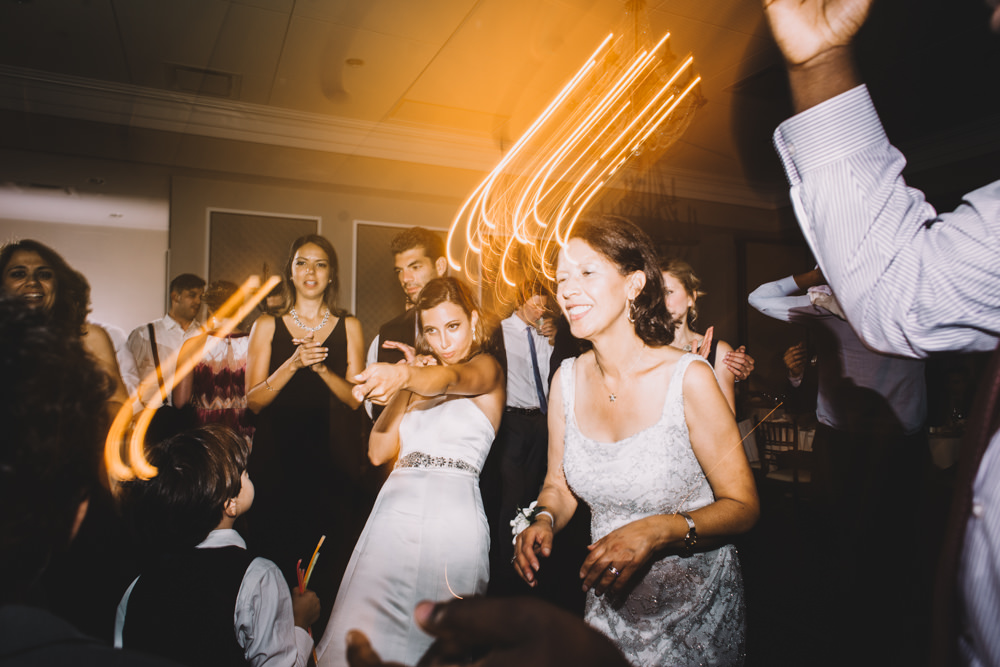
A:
[{"xmin": 114, "ymin": 528, "xmax": 313, "ymax": 667}]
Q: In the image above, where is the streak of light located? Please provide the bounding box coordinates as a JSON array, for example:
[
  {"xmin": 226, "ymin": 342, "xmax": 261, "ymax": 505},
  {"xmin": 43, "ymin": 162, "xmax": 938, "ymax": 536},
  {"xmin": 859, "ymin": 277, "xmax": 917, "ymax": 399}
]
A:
[
  {"xmin": 104, "ymin": 275, "xmax": 281, "ymax": 484},
  {"xmin": 447, "ymin": 29, "xmax": 701, "ymax": 302}
]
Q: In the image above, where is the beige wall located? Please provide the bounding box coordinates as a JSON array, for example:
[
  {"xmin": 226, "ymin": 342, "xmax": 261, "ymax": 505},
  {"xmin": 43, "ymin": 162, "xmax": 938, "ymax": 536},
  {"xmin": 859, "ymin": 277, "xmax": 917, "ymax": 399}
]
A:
[
  {"xmin": 169, "ymin": 174, "xmax": 468, "ymax": 317},
  {"xmin": 0, "ymin": 218, "xmax": 168, "ymax": 332}
]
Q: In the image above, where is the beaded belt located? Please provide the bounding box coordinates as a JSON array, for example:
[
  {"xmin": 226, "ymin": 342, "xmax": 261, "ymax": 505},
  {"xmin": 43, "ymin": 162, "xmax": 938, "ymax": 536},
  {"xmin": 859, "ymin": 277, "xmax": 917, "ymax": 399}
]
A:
[{"xmin": 395, "ymin": 451, "xmax": 479, "ymax": 475}]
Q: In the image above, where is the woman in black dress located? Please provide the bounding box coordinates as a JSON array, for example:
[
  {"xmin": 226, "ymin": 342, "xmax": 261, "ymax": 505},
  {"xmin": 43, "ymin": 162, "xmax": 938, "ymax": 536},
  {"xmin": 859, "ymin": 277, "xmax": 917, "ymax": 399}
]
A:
[{"xmin": 246, "ymin": 235, "xmax": 365, "ymax": 635}]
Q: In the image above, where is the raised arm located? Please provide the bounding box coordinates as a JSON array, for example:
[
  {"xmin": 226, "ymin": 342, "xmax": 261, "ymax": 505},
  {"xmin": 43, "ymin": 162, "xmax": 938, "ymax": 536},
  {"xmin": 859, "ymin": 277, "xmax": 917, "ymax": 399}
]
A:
[
  {"xmin": 352, "ymin": 352, "xmax": 502, "ymax": 405},
  {"xmin": 763, "ymin": 0, "xmax": 869, "ymax": 112}
]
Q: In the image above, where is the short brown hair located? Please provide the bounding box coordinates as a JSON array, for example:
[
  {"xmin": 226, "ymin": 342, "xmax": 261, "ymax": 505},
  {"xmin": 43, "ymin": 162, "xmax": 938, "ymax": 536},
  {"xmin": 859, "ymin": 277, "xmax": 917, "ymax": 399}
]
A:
[{"xmin": 390, "ymin": 227, "xmax": 446, "ymax": 262}]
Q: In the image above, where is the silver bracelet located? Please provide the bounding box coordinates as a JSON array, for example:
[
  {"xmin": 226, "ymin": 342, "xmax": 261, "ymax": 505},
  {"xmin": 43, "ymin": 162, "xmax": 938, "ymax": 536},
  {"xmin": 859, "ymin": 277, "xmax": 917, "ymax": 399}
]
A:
[{"xmin": 264, "ymin": 377, "xmax": 276, "ymax": 392}]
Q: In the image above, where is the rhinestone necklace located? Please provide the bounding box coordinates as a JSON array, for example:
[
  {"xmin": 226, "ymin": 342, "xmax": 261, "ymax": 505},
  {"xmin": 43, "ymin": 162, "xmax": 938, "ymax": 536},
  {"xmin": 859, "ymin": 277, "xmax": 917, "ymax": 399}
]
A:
[
  {"xmin": 594, "ymin": 344, "xmax": 646, "ymax": 403},
  {"xmin": 290, "ymin": 307, "xmax": 330, "ymax": 332}
]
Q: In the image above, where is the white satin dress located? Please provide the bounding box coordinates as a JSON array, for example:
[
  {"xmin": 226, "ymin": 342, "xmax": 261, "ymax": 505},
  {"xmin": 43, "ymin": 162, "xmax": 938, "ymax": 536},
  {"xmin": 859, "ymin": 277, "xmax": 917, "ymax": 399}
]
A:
[{"xmin": 316, "ymin": 395, "xmax": 494, "ymax": 667}]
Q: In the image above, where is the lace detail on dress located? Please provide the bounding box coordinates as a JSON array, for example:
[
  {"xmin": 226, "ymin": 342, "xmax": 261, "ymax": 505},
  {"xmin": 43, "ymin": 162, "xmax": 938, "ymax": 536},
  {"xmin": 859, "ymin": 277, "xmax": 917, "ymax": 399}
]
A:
[{"xmin": 560, "ymin": 354, "xmax": 746, "ymax": 666}]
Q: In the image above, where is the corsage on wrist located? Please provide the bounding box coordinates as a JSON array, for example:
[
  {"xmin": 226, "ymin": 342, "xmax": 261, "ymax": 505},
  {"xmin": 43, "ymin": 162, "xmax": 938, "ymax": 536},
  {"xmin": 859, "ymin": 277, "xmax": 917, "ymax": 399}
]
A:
[{"xmin": 510, "ymin": 501, "xmax": 554, "ymax": 545}]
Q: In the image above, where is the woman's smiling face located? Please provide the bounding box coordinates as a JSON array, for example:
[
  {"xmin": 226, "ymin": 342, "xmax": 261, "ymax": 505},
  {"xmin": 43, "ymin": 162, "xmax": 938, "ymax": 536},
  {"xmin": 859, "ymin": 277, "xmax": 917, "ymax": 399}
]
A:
[
  {"xmin": 2, "ymin": 249, "xmax": 56, "ymax": 312},
  {"xmin": 555, "ymin": 238, "xmax": 633, "ymax": 340}
]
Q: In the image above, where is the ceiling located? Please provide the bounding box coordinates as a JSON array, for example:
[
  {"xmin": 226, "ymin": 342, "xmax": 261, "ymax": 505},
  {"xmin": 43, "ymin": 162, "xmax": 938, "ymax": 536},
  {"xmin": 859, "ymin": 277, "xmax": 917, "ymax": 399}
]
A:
[{"xmin": 0, "ymin": 0, "xmax": 998, "ymax": 225}]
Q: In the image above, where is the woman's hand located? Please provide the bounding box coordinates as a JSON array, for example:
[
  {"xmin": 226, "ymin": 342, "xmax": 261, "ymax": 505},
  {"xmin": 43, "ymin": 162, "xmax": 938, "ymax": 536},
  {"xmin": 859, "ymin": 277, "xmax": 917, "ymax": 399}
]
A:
[
  {"xmin": 693, "ymin": 326, "xmax": 714, "ymax": 359},
  {"xmin": 353, "ymin": 363, "xmax": 410, "ymax": 404},
  {"xmin": 381, "ymin": 340, "xmax": 417, "ymax": 365},
  {"xmin": 291, "ymin": 333, "xmax": 328, "ymax": 371},
  {"xmin": 579, "ymin": 517, "xmax": 664, "ymax": 597},
  {"xmin": 381, "ymin": 340, "xmax": 438, "ymax": 367},
  {"xmin": 723, "ymin": 345, "xmax": 755, "ymax": 381},
  {"xmin": 512, "ymin": 521, "xmax": 554, "ymax": 587}
]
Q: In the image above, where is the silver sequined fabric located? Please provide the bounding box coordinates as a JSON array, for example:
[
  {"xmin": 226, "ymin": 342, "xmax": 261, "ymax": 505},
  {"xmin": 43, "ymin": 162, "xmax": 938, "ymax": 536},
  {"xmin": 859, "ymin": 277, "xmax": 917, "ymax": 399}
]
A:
[
  {"xmin": 561, "ymin": 354, "xmax": 746, "ymax": 667},
  {"xmin": 395, "ymin": 451, "xmax": 479, "ymax": 475}
]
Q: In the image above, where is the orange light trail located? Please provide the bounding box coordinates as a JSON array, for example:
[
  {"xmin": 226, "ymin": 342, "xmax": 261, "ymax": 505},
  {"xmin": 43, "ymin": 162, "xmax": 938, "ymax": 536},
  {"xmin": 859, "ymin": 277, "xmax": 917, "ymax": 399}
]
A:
[
  {"xmin": 447, "ymin": 30, "xmax": 701, "ymax": 304},
  {"xmin": 104, "ymin": 275, "xmax": 281, "ymax": 485}
]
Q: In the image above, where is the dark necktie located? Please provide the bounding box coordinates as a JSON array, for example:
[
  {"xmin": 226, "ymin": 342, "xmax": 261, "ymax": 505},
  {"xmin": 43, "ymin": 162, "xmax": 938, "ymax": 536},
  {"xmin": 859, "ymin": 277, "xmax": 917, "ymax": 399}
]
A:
[
  {"xmin": 526, "ymin": 325, "xmax": 547, "ymax": 415},
  {"xmin": 930, "ymin": 342, "xmax": 1000, "ymax": 666}
]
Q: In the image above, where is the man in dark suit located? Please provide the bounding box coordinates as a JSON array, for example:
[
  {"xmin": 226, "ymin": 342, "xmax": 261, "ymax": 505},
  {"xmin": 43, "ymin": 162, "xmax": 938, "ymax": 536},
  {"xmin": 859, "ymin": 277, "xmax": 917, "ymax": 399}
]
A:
[{"xmin": 364, "ymin": 227, "xmax": 448, "ymax": 421}]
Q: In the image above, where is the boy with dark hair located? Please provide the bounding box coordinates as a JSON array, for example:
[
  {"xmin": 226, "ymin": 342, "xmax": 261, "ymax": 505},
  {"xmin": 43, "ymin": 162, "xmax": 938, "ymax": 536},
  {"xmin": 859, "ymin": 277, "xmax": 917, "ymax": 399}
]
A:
[{"xmin": 115, "ymin": 424, "xmax": 319, "ymax": 667}]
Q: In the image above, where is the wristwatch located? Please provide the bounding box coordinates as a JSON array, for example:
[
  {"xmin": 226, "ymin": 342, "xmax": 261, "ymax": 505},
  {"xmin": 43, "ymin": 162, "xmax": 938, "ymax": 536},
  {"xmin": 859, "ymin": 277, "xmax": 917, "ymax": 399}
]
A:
[{"xmin": 678, "ymin": 511, "xmax": 697, "ymax": 557}]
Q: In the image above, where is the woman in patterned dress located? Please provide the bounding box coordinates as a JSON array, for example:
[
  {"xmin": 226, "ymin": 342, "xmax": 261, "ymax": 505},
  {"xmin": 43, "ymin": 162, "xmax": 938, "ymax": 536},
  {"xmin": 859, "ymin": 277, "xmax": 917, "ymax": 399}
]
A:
[{"xmin": 513, "ymin": 217, "xmax": 759, "ymax": 666}]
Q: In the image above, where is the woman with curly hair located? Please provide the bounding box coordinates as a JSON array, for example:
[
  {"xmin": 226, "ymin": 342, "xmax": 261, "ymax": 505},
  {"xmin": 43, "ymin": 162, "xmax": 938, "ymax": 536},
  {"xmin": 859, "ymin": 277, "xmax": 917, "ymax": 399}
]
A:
[
  {"xmin": 0, "ymin": 239, "xmax": 128, "ymax": 416},
  {"xmin": 513, "ymin": 218, "xmax": 759, "ymax": 666}
]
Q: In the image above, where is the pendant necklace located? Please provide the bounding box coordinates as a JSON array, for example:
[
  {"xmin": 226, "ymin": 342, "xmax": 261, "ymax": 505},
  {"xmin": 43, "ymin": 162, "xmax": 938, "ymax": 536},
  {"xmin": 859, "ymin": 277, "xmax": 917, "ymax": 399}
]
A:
[
  {"xmin": 594, "ymin": 344, "xmax": 646, "ymax": 403},
  {"xmin": 290, "ymin": 307, "xmax": 330, "ymax": 332}
]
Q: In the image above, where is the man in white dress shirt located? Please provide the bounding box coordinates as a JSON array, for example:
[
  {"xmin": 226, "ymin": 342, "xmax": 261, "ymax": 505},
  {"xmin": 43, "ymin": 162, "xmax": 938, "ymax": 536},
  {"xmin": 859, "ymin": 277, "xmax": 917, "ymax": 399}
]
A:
[
  {"xmin": 484, "ymin": 282, "xmax": 556, "ymax": 599},
  {"xmin": 128, "ymin": 273, "xmax": 204, "ymax": 409},
  {"xmin": 763, "ymin": 0, "xmax": 1000, "ymax": 664}
]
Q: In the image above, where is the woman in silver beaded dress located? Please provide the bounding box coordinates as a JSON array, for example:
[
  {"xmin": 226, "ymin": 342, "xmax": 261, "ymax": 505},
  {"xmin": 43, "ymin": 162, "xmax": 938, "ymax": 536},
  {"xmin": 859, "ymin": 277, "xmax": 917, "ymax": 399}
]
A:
[
  {"xmin": 316, "ymin": 277, "xmax": 504, "ymax": 667},
  {"xmin": 513, "ymin": 218, "xmax": 759, "ymax": 666}
]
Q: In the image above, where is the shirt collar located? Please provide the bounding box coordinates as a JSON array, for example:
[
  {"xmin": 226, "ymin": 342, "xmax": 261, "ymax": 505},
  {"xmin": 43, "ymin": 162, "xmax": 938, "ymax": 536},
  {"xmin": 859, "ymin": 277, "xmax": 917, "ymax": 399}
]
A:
[{"xmin": 197, "ymin": 528, "xmax": 247, "ymax": 550}]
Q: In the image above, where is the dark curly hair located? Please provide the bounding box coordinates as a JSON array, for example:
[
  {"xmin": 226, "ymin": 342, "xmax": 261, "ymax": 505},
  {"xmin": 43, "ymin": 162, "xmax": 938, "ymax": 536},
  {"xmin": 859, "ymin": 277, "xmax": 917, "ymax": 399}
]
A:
[
  {"xmin": 566, "ymin": 216, "xmax": 675, "ymax": 347},
  {"xmin": 414, "ymin": 277, "xmax": 487, "ymax": 363},
  {"xmin": 118, "ymin": 424, "xmax": 250, "ymax": 555},
  {"xmin": 0, "ymin": 295, "xmax": 113, "ymax": 601},
  {"xmin": 0, "ymin": 239, "xmax": 91, "ymax": 337},
  {"xmin": 390, "ymin": 226, "xmax": 446, "ymax": 262},
  {"xmin": 277, "ymin": 235, "xmax": 346, "ymax": 317}
]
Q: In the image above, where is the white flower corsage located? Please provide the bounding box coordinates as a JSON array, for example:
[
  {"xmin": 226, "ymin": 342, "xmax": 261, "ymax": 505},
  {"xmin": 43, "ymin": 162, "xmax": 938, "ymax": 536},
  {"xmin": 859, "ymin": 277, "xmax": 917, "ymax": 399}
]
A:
[{"xmin": 510, "ymin": 501, "xmax": 551, "ymax": 545}]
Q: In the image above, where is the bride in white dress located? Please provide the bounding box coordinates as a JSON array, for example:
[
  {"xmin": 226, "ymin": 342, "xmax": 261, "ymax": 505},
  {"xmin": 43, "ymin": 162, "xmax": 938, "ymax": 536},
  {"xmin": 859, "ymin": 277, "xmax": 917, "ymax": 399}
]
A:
[
  {"xmin": 316, "ymin": 277, "xmax": 504, "ymax": 667},
  {"xmin": 513, "ymin": 217, "xmax": 760, "ymax": 666}
]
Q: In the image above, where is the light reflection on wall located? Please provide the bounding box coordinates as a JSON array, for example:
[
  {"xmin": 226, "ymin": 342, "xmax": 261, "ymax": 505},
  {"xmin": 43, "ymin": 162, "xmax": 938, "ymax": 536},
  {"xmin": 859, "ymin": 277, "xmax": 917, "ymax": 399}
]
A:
[{"xmin": 447, "ymin": 30, "xmax": 701, "ymax": 306}]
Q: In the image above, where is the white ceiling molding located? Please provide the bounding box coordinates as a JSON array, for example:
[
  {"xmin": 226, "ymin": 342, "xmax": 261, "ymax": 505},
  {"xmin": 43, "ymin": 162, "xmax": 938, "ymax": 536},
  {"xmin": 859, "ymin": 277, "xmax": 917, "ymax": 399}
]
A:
[{"xmin": 0, "ymin": 65, "xmax": 790, "ymax": 209}]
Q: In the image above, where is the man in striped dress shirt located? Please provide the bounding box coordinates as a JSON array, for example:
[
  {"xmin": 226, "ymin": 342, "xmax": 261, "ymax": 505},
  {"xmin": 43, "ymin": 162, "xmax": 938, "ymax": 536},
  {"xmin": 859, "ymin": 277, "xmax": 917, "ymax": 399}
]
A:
[{"xmin": 763, "ymin": 0, "xmax": 1000, "ymax": 665}]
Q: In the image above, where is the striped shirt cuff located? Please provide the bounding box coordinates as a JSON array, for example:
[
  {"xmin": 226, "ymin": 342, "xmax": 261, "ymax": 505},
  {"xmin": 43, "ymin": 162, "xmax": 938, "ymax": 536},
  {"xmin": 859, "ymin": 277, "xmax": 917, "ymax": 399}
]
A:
[{"xmin": 773, "ymin": 85, "xmax": 889, "ymax": 185}]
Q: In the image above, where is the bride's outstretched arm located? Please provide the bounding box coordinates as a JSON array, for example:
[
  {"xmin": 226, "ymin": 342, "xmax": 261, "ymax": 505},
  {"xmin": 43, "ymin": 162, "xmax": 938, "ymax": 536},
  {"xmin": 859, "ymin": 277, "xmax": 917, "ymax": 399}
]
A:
[
  {"xmin": 368, "ymin": 388, "xmax": 411, "ymax": 466},
  {"xmin": 513, "ymin": 368, "xmax": 578, "ymax": 587},
  {"xmin": 352, "ymin": 353, "xmax": 502, "ymax": 404}
]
